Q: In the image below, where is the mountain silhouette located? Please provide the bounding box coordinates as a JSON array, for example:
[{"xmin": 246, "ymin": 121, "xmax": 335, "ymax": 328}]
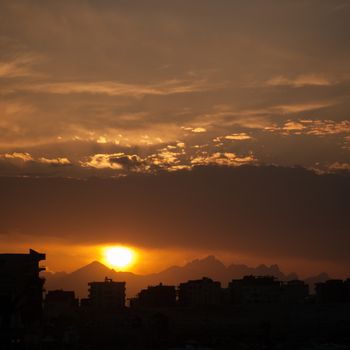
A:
[
  {"xmin": 43, "ymin": 256, "xmax": 326, "ymax": 298},
  {"xmin": 304, "ymin": 272, "xmax": 332, "ymax": 293},
  {"xmin": 148, "ymin": 255, "xmax": 228, "ymax": 284},
  {"xmin": 44, "ymin": 260, "xmax": 147, "ymax": 297}
]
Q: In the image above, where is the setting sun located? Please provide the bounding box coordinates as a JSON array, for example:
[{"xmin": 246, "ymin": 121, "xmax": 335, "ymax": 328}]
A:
[{"xmin": 104, "ymin": 246, "xmax": 134, "ymax": 269}]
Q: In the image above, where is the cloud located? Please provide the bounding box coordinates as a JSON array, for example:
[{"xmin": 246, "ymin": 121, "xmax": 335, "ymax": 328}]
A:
[
  {"xmin": 224, "ymin": 133, "xmax": 252, "ymax": 141},
  {"xmin": 1, "ymin": 152, "xmax": 33, "ymax": 161},
  {"xmin": 109, "ymin": 154, "xmax": 146, "ymax": 172},
  {"xmin": 1, "ymin": 166, "xmax": 349, "ymax": 269},
  {"xmin": 81, "ymin": 153, "xmax": 124, "ymax": 170},
  {"xmin": 191, "ymin": 152, "xmax": 255, "ymax": 167},
  {"xmin": 0, "ymin": 0, "xmax": 349, "ymax": 174},
  {"xmin": 192, "ymin": 127, "xmax": 207, "ymax": 133},
  {"xmin": 271, "ymin": 101, "xmax": 335, "ymax": 114},
  {"xmin": 96, "ymin": 136, "xmax": 107, "ymax": 144},
  {"xmin": 329, "ymin": 162, "xmax": 350, "ymax": 171},
  {"xmin": 182, "ymin": 127, "xmax": 207, "ymax": 133},
  {"xmin": 282, "ymin": 122, "xmax": 305, "ymax": 131},
  {"xmin": 0, "ymin": 53, "xmax": 42, "ymax": 78},
  {"xmin": 266, "ymin": 119, "xmax": 350, "ymax": 136},
  {"xmin": 151, "ymin": 150, "xmax": 181, "ymax": 165},
  {"xmin": 266, "ymin": 74, "xmax": 334, "ymax": 88},
  {"xmin": 80, "ymin": 153, "xmax": 148, "ymax": 172},
  {"xmin": 38, "ymin": 157, "xmax": 71, "ymax": 166},
  {"xmin": 1, "ymin": 153, "xmax": 71, "ymax": 166},
  {"xmin": 18, "ymin": 79, "xmax": 219, "ymax": 97},
  {"xmin": 304, "ymin": 120, "xmax": 350, "ymax": 136}
]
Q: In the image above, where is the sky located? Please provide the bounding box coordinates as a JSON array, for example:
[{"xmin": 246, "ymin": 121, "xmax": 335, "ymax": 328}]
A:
[{"xmin": 0, "ymin": 0, "xmax": 349, "ymax": 277}]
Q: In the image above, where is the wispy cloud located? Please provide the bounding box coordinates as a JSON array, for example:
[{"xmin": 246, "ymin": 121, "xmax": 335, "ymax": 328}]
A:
[
  {"xmin": 182, "ymin": 126, "xmax": 207, "ymax": 133},
  {"xmin": 271, "ymin": 101, "xmax": 334, "ymax": 114},
  {"xmin": 0, "ymin": 53, "xmax": 43, "ymax": 78},
  {"xmin": 266, "ymin": 74, "xmax": 334, "ymax": 88},
  {"xmin": 191, "ymin": 127, "xmax": 207, "ymax": 133},
  {"xmin": 19, "ymin": 79, "xmax": 221, "ymax": 97},
  {"xmin": 191, "ymin": 152, "xmax": 255, "ymax": 167},
  {"xmin": 328, "ymin": 162, "xmax": 350, "ymax": 171},
  {"xmin": 265, "ymin": 119, "xmax": 350, "ymax": 136},
  {"xmin": 38, "ymin": 157, "xmax": 71, "ymax": 165},
  {"xmin": 224, "ymin": 133, "xmax": 252, "ymax": 141}
]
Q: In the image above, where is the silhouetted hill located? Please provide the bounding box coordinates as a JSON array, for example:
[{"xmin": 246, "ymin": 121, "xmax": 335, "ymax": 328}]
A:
[
  {"xmin": 43, "ymin": 256, "xmax": 308, "ymax": 298},
  {"xmin": 226, "ymin": 263, "xmax": 298, "ymax": 284},
  {"xmin": 148, "ymin": 255, "xmax": 228, "ymax": 284},
  {"xmin": 305, "ymin": 272, "xmax": 332, "ymax": 293}
]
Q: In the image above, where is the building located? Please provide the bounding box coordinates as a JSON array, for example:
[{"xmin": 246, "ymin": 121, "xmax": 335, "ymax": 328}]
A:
[
  {"xmin": 132, "ymin": 283, "xmax": 176, "ymax": 308},
  {"xmin": 345, "ymin": 279, "xmax": 350, "ymax": 302},
  {"xmin": 281, "ymin": 280, "xmax": 309, "ymax": 303},
  {"xmin": 178, "ymin": 277, "xmax": 222, "ymax": 306},
  {"xmin": 44, "ymin": 290, "xmax": 78, "ymax": 319},
  {"xmin": 315, "ymin": 279, "xmax": 346, "ymax": 303},
  {"xmin": 88, "ymin": 277, "xmax": 126, "ymax": 309},
  {"xmin": 229, "ymin": 275, "xmax": 282, "ymax": 304},
  {"xmin": 0, "ymin": 249, "xmax": 45, "ymax": 345}
]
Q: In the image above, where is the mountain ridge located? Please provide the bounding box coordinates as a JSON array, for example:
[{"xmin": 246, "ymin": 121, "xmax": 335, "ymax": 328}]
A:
[{"xmin": 42, "ymin": 255, "xmax": 331, "ymax": 298}]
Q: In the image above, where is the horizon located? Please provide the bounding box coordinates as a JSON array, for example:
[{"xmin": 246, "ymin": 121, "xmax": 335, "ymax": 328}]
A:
[
  {"xmin": 64, "ymin": 260, "xmax": 331, "ymax": 283},
  {"xmin": 12, "ymin": 249, "xmax": 337, "ymax": 281}
]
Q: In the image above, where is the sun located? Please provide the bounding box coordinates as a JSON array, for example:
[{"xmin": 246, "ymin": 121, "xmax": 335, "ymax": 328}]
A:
[{"xmin": 104, "ymin": 246, "xmax": 134, "ymax": 269}]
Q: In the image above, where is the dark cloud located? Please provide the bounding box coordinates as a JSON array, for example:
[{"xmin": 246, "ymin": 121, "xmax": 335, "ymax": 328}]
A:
[
  {"xmin": 1, "ymin": 166, "xmax": 349, "ymax": 268},
  {"xmin": 109, "ymin": 154, "xmax": 143, "ymax": 169}
]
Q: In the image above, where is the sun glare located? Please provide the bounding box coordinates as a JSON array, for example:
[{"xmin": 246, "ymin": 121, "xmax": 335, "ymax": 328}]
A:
[{"xmin": 105, "ymin": 246, "xmax": 134, "ymax": 269}]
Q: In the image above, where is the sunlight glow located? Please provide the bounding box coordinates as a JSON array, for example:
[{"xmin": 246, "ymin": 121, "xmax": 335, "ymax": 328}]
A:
[{"xmin": 104, "ymin": 246, "xmax": 134, "ymax": 269}]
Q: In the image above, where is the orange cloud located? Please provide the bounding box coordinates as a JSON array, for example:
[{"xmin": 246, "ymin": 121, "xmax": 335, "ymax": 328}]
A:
[
  {"xmin": 266, "ymin": 74, "xmax": 334, "ymax": 88},
  {"xmin": 18, "ymin": 79, "xmax": 219, "ymax": 97},
  {"xmin": 1, "ymin": 152, "xmax": 33, "ymax": 161},
  {"xmin": 191, "ymin": 152, "xmax": 255, "ymax": 166},
  {"xmin": 266, "ymin": 119, "xmax": 350, "ymax": 136},
  {"xmin": 328, "ymin": 162, "xmax": 350, "ymax": 171},
  {"xmin": 0, "ymin": 53, "xmax": 42, "ymax": 78},
  {"xmin": 38, "ymin": 157, "xmax": 71, "ymax": 165},
  {"xmin": 224, "ymin": 133, "xmax": 251, "ymax": 140}
]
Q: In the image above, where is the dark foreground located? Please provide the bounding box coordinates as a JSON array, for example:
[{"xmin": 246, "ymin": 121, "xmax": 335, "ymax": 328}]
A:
[{"xmin": 2, "ymin": 303, "xmax": 350, "ymax": 350}]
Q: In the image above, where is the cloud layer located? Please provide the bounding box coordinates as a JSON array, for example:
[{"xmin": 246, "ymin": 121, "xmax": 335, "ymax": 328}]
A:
[
  {"xmin": 1, "ymin": 166, "xmax": 349, "ymax": 272},
  {"xmin": 0, "ymin": 0, "xmax": 349, "ymax": 174}
]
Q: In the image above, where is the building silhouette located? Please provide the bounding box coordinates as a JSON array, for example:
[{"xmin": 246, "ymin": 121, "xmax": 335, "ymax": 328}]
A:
[
  {"xmin": 282, "ymin": 279, "xmax": 309, "ymax": 303},
  {"xmin": 0, "ymin": 249, "xmax": 45, "ymax": 346},
  {"xmin": 44, "ymin": 290, "xmax": 78, "ymax": 319},
  {"xmin": 178, "ymin": 277, "xmax": 221, "ymax": 306},
  {"xmin": 2, "ymin": 247, "xmax": 350, "ymax": 350},
  {"xmin": 88, "ymin": 277, "xmax": 126, "ymax": 309},
  {"xmin": 345, "ymin": 278, "xmax": 350, "ymax": 302},
  {"xmin": 131, "ymin": 283, "xmax": 176, "ymax": 308},
  {"xmin": 229, "ymin": 275, "xmax": 282, "ymax": 304},
  {"xmin": 315, "ymin": 279, "xmax": 347, "ymax": 303}
]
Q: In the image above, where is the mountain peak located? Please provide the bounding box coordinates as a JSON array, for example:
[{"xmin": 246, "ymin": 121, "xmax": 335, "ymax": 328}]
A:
[
  {"xmin": 188, "ymin": 255, "xmax": 224, "ymax": 266},
  {"xmin": 72, "ymin": 260, "xmax": 110, "ymax": 274},
  {"xmin": 203, "ymin": 255, "xmax": 220, "ymax": 262},
  {"xmin": 90, "ymin": 260, "xmax": 106, "ymax": 267}
]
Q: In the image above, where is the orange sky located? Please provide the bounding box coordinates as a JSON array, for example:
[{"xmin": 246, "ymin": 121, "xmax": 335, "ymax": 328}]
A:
[
  {"xmin": 2, "ymin": 236, "xmax": 349, "ymax": 279},
  {"xmin": 0, "ymin": 1, "xmax": 349, "ymax": 280}
]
